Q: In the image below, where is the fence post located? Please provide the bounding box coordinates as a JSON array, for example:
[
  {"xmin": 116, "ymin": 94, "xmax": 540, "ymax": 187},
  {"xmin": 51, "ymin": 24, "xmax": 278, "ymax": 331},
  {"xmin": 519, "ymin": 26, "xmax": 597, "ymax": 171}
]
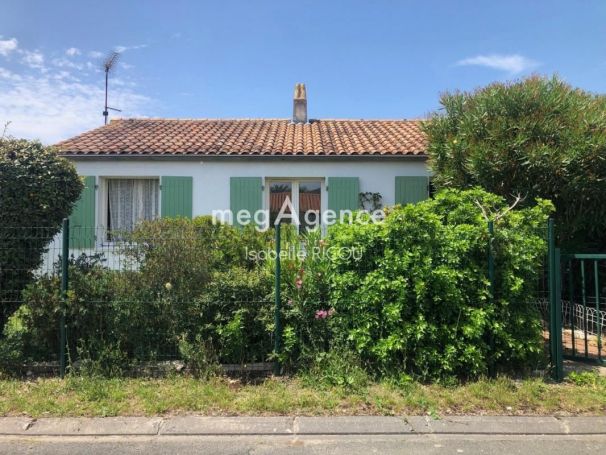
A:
[
  {"xmin": 60, "ymin": 218, "xmax": 69, "ymax": 378},
  {"xmin": 487, "ymin": 220, "xmax": 495, "ymax": 377},
  {"xmin": 547, "ymin": 218, "xmax": 563, "ymax": 381},
  {"xmin": 273, "ymin": 223, "xmax": 282, "ymax": 376},
  {"xmin": 554, "ymin": 247, "xmax": 564, "ymax": 381},
  {"xmin": 547, "ymin": 219, "xmax": 554, "ymax": 368}
]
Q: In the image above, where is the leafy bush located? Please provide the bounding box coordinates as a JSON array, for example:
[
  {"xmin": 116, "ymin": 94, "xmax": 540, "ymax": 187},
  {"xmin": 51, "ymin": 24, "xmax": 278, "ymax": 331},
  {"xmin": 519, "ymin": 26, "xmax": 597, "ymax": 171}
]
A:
[
  {"xmin": 278, "ymin": 228, "xmax": 334, "ymax": 367},
  {"xmin": 0, "ymin": 218, "xmax": 274, "ymax": 374},
  {"xmin": 0, "ymin": 306, "xmax": 30, "ymax": 375},
  {"xmin": 1, "ymin": 254, "xmax": 125, "ymax": 366},
  {"xmin": 0, "ymin": 138, "xmax": 82, "ymax": 323},
  {"xmin": 177, "ymin": 335, "xmax": 220, "ymax": 379},
  {"xmin": 325, "ymin": 189, "xmax": 552, "ymax": 381},
  {"xmin": 122, "ymin": 216, "xmax": 271, "ymax": 302},
  {"xmin": 424, "ymin": 75, "xmax": 606, "ymax": 250},
  {"xmin": 194, "ymin": 267, "xmax": 274, "ymax": 364},
  {"xmin": 300, "ymin": 348, "xmax": 369, "ymax": 391},
  {"xmin": 1, "ymin": 196, "xmax": 553, "ymax": 382}
]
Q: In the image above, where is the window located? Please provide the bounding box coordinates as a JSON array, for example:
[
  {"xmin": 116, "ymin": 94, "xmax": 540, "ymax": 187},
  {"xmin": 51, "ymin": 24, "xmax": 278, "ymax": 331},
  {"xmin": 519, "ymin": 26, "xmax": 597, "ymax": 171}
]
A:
[
  {"xmin": 106, "ymin": 178, "xmax": 159, "ymax": 235},
  {"xmin": 298, "ymin": 181, "xmax": 321, "ymax": 231},
  {"xmin": 269, "ymin": 181, "xmax": 293, "ymax": 225},
  {"xmin": 267, "ymin": 179, "xmax": 322, "ymax": 231}
]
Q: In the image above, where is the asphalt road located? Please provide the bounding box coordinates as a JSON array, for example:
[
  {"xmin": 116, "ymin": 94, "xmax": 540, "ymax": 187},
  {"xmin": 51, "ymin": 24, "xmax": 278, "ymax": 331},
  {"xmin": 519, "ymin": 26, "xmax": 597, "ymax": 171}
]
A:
[{"xmin": 1, "ymin": 434, "xmax": 605, "ymax": 454}]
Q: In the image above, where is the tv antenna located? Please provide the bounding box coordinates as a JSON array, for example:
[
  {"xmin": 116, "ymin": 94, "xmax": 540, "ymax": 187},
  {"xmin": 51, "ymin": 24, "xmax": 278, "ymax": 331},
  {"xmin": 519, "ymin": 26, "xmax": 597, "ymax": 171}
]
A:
[{"xmin": 102, "ymin": 51, "xmax": 122, "ymax": 125}]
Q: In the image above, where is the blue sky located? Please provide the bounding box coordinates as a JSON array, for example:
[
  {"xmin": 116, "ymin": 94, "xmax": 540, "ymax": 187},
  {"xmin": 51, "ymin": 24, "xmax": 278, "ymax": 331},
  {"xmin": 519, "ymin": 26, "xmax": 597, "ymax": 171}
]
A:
[{"xmin": 0, "ymin": 0, "xmax": 604, "ymax": 143}]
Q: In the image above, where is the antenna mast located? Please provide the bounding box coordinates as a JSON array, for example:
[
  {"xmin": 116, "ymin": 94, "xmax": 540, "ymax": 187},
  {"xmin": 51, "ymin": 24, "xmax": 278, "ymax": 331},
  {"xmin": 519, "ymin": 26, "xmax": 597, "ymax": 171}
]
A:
[{"xmin": 102, "ymin": 51, "xmax": 122, "ymax": 125}]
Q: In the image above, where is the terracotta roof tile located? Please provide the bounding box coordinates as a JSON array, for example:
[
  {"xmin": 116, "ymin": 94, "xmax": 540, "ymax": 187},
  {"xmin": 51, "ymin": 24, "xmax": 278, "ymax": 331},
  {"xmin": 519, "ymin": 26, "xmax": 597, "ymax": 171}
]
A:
[{"xmin": 56, "ymin": 118, "xmax": 427, "ymax": 157}]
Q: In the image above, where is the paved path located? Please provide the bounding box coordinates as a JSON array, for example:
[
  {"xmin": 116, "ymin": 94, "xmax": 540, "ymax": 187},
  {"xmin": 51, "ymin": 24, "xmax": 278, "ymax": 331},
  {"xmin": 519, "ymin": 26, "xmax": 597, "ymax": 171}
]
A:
[{"xmin": 0, "ymin": 416, "xmax": 605, "ymax": 454}]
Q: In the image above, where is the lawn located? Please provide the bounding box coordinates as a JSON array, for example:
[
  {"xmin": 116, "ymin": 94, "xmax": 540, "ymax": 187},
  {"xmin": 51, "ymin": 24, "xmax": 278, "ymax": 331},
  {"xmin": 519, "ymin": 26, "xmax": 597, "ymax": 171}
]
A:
[{"xmin": 0, "ymin": 373, "xmax": 604, "ymax": 417}]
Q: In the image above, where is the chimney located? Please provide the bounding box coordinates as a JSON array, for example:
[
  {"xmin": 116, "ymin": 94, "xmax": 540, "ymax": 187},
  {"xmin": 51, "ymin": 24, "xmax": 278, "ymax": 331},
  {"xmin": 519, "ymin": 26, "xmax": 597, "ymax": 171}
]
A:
[{"xmin": 293, "ymin": 83, "xmax": 307, "ymax": 124}]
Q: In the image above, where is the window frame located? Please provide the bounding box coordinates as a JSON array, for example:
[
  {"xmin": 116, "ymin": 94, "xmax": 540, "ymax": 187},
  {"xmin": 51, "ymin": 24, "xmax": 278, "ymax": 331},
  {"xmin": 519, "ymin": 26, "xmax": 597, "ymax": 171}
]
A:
[
  {"xmin": 97, "ymin": 176, "xmax": 161, "ymax": 245},
  {"xmin": 263, "ymin": 177, "xmax": 326, "ymax": 232}
]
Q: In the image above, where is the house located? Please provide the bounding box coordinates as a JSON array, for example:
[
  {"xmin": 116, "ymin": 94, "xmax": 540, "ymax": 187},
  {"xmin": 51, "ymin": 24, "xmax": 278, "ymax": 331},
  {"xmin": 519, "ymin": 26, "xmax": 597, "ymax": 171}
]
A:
[{"xmin": 56, "ymin": 84, "xmax": 429, "ymax": 246}]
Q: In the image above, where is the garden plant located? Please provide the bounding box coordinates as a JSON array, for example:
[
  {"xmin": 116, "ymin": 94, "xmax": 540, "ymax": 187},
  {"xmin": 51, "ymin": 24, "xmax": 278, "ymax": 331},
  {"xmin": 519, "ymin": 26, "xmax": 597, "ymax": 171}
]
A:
[
  {"xmin": 1, "ymin": 189, "xmax": 552, "ymax": 383},
  {"xmin": 424, "ymin": 75, "xmax": 606, "ymax": 251}
]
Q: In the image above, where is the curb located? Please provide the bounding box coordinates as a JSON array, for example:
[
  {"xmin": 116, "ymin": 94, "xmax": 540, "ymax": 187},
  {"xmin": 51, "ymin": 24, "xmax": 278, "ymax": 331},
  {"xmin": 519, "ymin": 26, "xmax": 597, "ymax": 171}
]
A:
[{"xmin": 0, "ymin": 416, "xmax": 605, "ymax": 437}]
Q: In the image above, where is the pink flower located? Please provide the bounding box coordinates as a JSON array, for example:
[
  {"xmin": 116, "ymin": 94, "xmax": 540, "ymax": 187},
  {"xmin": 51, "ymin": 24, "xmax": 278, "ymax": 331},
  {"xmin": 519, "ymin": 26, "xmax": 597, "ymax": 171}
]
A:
[
  {"xmin": 295, "ymin": 278, "xmax": 303, "ymax": 289},
  {"xmin": 315, "ymin": 309, "xmax": 328, "ymax": 319},
  {"xmin": 287, "ymin": 299, "xmax": 293, "ymax": 306}
]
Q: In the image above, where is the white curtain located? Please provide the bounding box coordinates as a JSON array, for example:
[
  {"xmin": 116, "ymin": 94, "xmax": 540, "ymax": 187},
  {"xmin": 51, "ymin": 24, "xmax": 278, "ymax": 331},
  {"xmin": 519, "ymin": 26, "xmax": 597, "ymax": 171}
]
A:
[{"xmin": 108, "ymin": 179, "xmax": 159, "ymax": 233}]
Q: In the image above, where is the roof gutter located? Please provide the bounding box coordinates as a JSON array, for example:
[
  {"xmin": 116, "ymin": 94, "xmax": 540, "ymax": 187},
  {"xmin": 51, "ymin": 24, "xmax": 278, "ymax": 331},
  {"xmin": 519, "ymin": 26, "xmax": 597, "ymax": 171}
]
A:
[{"xmin": 59, "ymin": 153, "xmax": 428, "ymax": 162}]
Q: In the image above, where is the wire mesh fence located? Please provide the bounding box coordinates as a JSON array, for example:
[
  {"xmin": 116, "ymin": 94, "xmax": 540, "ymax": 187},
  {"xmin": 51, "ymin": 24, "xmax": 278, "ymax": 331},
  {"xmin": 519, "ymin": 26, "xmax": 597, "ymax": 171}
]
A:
[
  {"xmin": 0, "ymin": 217, "xmax": 564, "ymax": 378},
  {"xmin": 0, "ymin": 227, "xmax": 64, "ymax": 327},
  {"xmin": 1, "ymin": 224, "xmax": 276, "ymax": 376}
]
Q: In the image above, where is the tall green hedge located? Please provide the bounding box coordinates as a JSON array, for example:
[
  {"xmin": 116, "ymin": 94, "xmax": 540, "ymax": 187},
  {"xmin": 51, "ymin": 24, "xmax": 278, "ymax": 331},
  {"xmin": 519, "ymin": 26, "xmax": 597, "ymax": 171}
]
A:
[
  {"xmin": 424, "ymin": 76, "xmax": 606, "ymax": 251},
  {"xmin": 0, "ymin": 139, "xmax": 82, "ymax": 323}
]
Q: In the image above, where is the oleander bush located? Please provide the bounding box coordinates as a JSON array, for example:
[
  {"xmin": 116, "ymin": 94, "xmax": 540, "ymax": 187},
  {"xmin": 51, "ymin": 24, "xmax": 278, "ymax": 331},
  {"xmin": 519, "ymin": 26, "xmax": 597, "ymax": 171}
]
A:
[{"xmin": 424, "ymin": 75, "xmax": 606, "ymax": 251}]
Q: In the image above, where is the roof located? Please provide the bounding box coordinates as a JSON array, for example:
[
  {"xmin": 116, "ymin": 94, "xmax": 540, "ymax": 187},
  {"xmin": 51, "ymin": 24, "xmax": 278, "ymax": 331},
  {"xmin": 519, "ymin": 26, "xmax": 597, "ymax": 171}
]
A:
[{"xmin": 56, "ymin": 118, "xmax": 427, "ymax": 158}]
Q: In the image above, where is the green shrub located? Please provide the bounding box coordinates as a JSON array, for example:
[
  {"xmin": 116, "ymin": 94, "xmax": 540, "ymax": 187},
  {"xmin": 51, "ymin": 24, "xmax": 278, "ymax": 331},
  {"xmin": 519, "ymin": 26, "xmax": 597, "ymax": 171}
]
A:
[
  {"xmin": 424, "ymin": 75, "xmax": 606, "ymax": 250},
  {"xmin": 122, "ymin": 216, "xmax": 271, "ymax": 302},
  {"xmin": 3, "ymin": 254, "xmax": 125, "ymax": 365},
  {"xmin": 0, "ymin": 138, "xmax": 82, "ymax": 323},
  {"xmin": 177, "ymin": 334, "xmax": 220, "ymax": 379},
  {"xmin": 1, "ymin": 218, "xmax": 275, "ymax": 374},
  {"xmin": 0, "ymin": 306, "xmax": 29, "ymax": 375},
  {"xmin": 325, "ymin": 188, "xmax": 552, "ymax": 381},
  {"xmin": 279, "ymin": 228, "xmax": 333, "ymax": 367},
  {"xmin": 566, "ymin": 371, "xmax": 606, "ymax": 387},
  {"xmin": 76, "ymin": 341, "xmax": 131, "ymax": 378},
  {"xmin": 195, "ymin": 267, "xmax": 274, "ymax": 364},
  {"xmin": 300, "ymin": 348, "xmax": 369, "ymax": 392},
  {"xmin": 2, "ymin": 194, "xmax": 553, "ymax": 381}
]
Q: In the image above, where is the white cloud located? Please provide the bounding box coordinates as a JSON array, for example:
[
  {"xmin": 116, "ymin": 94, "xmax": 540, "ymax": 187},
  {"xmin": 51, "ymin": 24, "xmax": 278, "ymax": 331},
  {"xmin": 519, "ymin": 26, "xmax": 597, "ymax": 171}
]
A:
[
  {"xmin": 0, "ymin": 44, "xmax": 151, "ymax": 143},
  {"xmin": 52, "ymin": 57, "xmax": 84, "ymax": 70},
  {"xmin": 88, "ymin": 50, "xmax": 104, "ymax": 58},
  {"xmin": 21, "ymin": 50, "xmax": 45, "ymax": 70},
  {"xmin": 456, "ymin": 54, "xmax": 539, "ymax": 74},
  {"xmin": 0, "ymin": 73, "xmax": 150, "ymax": 143},
  {"xmin": 0, "ymin": 67, "xmax": 21, "ymax": 81},
  {"xmin": 0, "ymin": 37, "xmax": 18, "ymax": 56},
  {"xmin": 114, "ymin": 44, "xmax": 147, "ymax": 53},
  {"xmin": 65, "ymin": 47, "xmax": 80, "ymax": 56}
]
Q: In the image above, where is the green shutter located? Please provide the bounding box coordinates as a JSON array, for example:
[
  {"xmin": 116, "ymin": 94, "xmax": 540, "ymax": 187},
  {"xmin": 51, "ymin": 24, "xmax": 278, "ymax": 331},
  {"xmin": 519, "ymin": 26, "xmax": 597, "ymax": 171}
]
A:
[
  {"xmin": 161, "ymin": 176, "xmax": 193, "ymax": 218},
  {"xmin": 230, "ymin": 177, "xmax": 262, "ymax": 227},
  {"xmin": 69, "ymin": 176, "xmax": 96, "ymax": 248},
  {"xmin": 328, "ymin": 177, "xmax": 360, "ymax": 216},
  {"xmin": 395, "ymin": 176, "xmax": 429, "ymax": 205}
]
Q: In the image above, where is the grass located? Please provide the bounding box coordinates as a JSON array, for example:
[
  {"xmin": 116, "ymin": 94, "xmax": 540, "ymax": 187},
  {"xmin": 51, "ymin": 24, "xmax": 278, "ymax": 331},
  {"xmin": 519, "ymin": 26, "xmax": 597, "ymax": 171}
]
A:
[{"xmin": 0, "ymin": 372, "xmax": 605, "ymax": 417}]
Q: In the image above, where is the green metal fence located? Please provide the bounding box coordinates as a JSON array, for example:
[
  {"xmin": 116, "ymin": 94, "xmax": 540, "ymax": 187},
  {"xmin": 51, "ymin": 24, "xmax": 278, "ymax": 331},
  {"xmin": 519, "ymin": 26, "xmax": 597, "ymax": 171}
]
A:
[
  {"xmin": 1, "ymin": 218, "xmax": 561, "ymax": 379},
  {"xmin": 559, "ymin": 253, "xmax": 605, "ymax": 365},
  {"xmin": 544, "ymin": 220, "xmax": 606, "ymax": 381},
  {"xmin": 1, "ymin": 220, "xmax": 277, "ymax": 377}
]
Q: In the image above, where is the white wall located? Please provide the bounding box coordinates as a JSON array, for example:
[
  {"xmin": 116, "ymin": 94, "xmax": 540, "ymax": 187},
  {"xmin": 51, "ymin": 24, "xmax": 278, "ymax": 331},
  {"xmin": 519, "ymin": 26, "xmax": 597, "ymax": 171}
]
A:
[
  {"xmin": 40, "ymin": 158, "xmax": 430, "ymax": 271},
  {"xmin": 73, "ymin": 159, "xmax": 431, "ymax": 218}
]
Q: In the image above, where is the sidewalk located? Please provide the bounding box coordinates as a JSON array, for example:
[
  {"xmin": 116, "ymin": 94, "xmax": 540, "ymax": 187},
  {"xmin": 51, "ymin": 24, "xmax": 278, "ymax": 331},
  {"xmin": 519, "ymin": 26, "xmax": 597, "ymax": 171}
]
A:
[{"xmin": 1, "ymin": 416, "xmax": 605, "ymax": 437}]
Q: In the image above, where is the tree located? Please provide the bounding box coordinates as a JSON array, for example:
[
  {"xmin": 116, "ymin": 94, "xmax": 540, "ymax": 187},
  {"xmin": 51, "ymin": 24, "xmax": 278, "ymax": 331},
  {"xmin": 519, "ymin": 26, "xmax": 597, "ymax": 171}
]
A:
[
  {"xmin": 0, "ymin": 138, "xmax": 83, "ymax": 324},
  {"xmin": 424, "ymin": 75, "xmax": 606, "ymax": 250}
]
